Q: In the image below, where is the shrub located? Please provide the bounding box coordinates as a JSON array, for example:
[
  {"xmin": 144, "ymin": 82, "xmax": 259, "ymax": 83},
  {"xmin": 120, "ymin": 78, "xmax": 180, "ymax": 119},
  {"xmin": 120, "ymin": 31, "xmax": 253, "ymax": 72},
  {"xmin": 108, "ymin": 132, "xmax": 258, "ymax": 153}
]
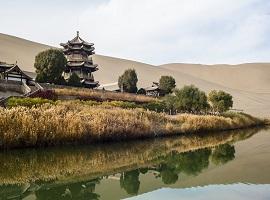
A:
[
  {"xmin": 7, "ymin": 97, "xmax": 54, "ymax": 108},
  {"xmin": 29, "ymin": 89, "xmax": 57, "ymax": 100},
  {"xmin": 34, "ymin": 49, "xmax": 67, "ymax": 84},
  {"xmin": 141, "ymin": 101, "xmax": 167, "ymax": 112},
  {"xmin": 208, "ymin": 90, "xmax": 233, "ymax": 113},
  {"xmin": 68, "ymin": 73, "xmax": 82, "ymax": 87},
  {"xmin": 159, "ymin": 76, "xmax": 176, "ymax": 94},
  {"xmin": 118, "ymin": 69, "xmax": 138, "ymax": 93},
  {"xmin": 173, "ymin": 85, "xmax": 209, "ymax": 112}
]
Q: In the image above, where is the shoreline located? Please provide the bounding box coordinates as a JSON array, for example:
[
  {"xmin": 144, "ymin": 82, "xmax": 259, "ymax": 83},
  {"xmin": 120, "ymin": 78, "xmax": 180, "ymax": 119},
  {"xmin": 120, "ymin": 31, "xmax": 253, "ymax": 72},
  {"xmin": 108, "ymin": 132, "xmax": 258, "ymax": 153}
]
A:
[
  {"xmin": 0, "ymin": 127, "xmax": 263, "ymax": 185},
  {"xmin": 0, "ymin": 101, "xmax": 267, "ymax": 149}
]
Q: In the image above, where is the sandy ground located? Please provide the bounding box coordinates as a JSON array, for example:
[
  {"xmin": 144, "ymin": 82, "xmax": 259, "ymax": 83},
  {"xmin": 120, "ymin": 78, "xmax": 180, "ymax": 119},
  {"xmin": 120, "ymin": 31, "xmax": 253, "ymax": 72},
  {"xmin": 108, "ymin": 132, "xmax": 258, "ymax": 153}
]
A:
[{"xmin": 0, "ymin": 33, "xmax": 269, "ymax": 117}]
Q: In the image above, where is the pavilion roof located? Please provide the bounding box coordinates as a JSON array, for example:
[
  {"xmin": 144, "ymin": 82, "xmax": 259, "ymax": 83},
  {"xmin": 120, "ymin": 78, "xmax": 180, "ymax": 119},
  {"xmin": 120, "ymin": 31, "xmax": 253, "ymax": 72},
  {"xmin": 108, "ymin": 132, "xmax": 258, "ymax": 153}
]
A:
[
  {"xmin": 0, "ymin": 64, "xmax": 33, "ymax": 80},
  {"xmin": 61, "ymin": 31, "xmax": 94, "ymax": 47}
]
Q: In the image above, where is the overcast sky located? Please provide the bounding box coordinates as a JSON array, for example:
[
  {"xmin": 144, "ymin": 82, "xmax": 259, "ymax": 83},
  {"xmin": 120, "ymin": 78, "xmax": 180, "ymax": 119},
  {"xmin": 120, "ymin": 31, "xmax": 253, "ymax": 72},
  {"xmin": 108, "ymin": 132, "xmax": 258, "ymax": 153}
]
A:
[{"xmin": 0, "ymin": 0, "xmax": 270, "ymax": 65}]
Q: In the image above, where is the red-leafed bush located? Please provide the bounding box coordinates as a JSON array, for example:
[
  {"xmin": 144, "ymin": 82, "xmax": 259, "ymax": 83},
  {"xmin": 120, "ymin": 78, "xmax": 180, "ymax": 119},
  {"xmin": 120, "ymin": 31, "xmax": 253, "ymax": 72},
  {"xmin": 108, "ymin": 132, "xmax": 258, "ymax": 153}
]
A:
[{"xmin": 29, "ymin": 89, "xmax": 57, "ymax": 100}]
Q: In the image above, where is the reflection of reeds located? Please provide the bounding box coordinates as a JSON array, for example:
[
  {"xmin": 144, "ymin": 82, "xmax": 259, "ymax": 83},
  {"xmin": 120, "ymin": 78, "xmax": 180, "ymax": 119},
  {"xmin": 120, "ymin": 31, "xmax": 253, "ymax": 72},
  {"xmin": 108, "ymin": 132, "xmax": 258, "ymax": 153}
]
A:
[
  {"xmin": 0, "ymin": 128, "xmax": 262, "ymax": 185},
  {"xmin": 0, "ymin": 102, "xmax": 265, "ymax": 149}
]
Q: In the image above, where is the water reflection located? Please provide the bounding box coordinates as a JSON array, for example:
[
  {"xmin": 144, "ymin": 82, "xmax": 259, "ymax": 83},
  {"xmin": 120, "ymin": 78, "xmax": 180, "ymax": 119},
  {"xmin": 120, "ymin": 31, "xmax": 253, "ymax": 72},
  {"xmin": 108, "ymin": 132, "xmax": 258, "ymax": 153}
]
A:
[{"xmin": 0, "ymin": 127, "xmax": 268, "ymax": 200}]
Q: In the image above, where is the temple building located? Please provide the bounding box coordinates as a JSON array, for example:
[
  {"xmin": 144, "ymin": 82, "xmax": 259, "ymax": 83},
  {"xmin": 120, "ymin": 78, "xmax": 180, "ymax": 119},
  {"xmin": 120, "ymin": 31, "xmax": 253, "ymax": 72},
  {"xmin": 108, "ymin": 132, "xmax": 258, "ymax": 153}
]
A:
[
  {"xmin": 145, "ymin": 82, "xmax": 164, "ymax": 97},
  {"xmin": 60, "ymin": 31, "xmax": 99, "ymax": 88},
  {"xmin": 0, "ymin": 62, "xmax": 33, "ymax": 83}
]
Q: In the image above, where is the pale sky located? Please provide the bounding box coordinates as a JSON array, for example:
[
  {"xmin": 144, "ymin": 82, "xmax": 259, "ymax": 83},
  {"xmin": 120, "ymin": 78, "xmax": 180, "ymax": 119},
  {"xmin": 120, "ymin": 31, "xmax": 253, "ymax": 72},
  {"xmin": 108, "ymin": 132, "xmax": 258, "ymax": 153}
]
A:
[{"xmin": 0, "ymin": 0, "xmax": 270, "ymax": 65}]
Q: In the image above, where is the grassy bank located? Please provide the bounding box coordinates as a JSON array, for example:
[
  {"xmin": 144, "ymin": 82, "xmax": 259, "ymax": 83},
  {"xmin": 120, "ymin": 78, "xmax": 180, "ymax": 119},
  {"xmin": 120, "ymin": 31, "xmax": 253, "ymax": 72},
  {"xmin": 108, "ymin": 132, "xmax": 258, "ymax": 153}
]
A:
[
  {"xmin": 55, "ymin": 88, "xmax": 156, "ymax": 103},
  {"xmin": 0, "ymin": 101, "xmax": 266, "ymax": 149}
]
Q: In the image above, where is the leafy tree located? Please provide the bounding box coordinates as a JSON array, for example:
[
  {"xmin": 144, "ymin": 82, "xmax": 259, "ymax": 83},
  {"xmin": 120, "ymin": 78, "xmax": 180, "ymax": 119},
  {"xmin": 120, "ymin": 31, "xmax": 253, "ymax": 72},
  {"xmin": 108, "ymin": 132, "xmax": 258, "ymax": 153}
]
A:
[
  {"xmin": 120, "ymin": 170, "xmax": 140, "ymax": 195},
  {"xmin": 173, "ymin": 85, "xmax": 209, "ymax": 112},
  {"xmin": 159, "ymin": 76, "xmax": 176, "ymax": 94},
  {"xmin": 118, "ymin": 69, "xmax": 138, "ymax": 93},
  {"xmin": 208, "ymin": 90, "xmax": 233, "ymax": 113},
  {"xmin": 68, "ymin": 73, "xmax": 82, "ymax": 87},
  {"xmin": 177, "ymin": 148, "xmax": 211, "ymax": 176},
  {"xmin": 211, "ymin": 144, "xmax": 235, "ymax": 165},
  {"xmin": 34, "ymin": 49, "xmax": 66, "ymax": 84},
  {"xmin": 163, "ymin": 95, "xmax": 177, "ymax": 111}
]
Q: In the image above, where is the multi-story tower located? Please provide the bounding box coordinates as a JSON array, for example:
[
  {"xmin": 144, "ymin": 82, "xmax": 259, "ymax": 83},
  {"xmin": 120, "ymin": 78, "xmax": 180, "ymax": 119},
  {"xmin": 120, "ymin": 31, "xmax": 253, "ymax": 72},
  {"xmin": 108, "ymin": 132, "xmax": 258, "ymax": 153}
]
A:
[{"xmin": 60, "ymin": 31, "xmax": 99, "ymax": 88}]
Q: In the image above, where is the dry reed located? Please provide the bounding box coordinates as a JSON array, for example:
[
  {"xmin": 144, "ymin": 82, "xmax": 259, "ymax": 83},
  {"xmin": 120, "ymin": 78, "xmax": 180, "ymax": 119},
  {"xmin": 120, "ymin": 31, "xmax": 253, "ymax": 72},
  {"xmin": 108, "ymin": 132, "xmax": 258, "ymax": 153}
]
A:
[{"xmin": 0, "ymin": 101, "xmax": 266, "ymax": 149}]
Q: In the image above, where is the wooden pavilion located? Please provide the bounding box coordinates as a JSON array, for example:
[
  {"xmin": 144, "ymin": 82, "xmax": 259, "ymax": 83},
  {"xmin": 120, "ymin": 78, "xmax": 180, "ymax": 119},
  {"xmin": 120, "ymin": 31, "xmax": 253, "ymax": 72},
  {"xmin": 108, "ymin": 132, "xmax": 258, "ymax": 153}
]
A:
[{"xmin": 0, "ymin": 63, "xmax": 33, "ymax": 83}]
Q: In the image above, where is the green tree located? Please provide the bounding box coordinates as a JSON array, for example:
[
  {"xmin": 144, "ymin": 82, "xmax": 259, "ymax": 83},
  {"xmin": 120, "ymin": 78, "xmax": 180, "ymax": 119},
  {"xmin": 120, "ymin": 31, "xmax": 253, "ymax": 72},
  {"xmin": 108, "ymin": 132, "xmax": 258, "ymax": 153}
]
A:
[
  {"xmin": 211, "ymin": 144, "xmax": 235, "ymax": 165},
  {"xmin": 160, "ymin": 167, "xmax": 179, "ymax": 185},
  {"xmin": 159, "ymin": 76, "xmax": 176, "ymax": 94},
  {"xmin": 163, "ymin": 95, "xmax": 176, "ymax": 111},
  {"xmin": 118, "ymin": 69, "xmax": 138, "ymax": 93},
  {"xmin": 120, "ymin": 170, "xmax": 140, "ymax": 195},
  {"xmin": 173, "ymin": 85, "xmax": 209, "ymax": 112},
  {"xmin": 208, "ymin": 90, "xmax": 233, "ymax": 113},
  {"xmin": 34, "ymin": 49, "xmax": 66, "ymax": 84},
  {"xmin": 68, "ymin": 73, "xmax": 82, "ymax": 87}
]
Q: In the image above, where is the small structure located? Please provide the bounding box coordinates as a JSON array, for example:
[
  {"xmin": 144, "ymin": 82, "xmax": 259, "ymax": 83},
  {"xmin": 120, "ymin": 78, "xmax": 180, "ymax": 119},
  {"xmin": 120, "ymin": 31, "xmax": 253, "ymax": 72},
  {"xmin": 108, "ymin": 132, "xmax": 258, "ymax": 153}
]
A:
[
  {"xmin": 0, "ymin": 62, "xmax": 33, "ymax": 83},
  {"xmin": 145, "ymin": 82, "xmax": 164, "ymax": 97},
  {"xmin": 60, "ymin": 31, "xmax": 99, "ymax": 88}
]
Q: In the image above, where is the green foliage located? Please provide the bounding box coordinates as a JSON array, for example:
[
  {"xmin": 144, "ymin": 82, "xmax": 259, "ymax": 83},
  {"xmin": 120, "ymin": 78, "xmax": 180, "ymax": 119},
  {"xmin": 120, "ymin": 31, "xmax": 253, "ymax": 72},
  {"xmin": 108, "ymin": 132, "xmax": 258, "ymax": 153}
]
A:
[
  {"xmin": 208, "ymin": 90, "xmax": 233, "ymax": 113},
  {"xmin": 34, "ymin": 49, "xmax": 67, "ymax": 84},
  {"xmin": 7, "ymin": 97, "xmax": 54, "ymax": 108},
  {"xmin": 160, "ymin": 168, "xmax": 179, "ymax": 185},
  {"xmin": 68, "ymin": 73, "xmax": 82, "ymax": 87},
  {"xmin": 159, "ymin": 76, "xmax": 176, "ymax": 94},
  {"xmin": 137, "ymin": 88, "xmax": 146, "ymax": 95},
  {"xmin": 120, "ymin": 170, "xmax": 140, "ymax": 195},
  {"xmin": 163, "ymin": 95, "xmax": 177, "ymax": 111},
  {"xmin": 173, "ymin": 85, "xmax": 209, "ymax": 112},
  {"xmin": 118, "ymin": 69, "xmax": 138, "ymax": 93},
  {"xmin": 141, "ymin": 101, "xmax": 167, "ymax": 112},
  {"xmin": 102, "ymin": 101, "xmax": 137, "ymax": 109},
  {"xmin": 211, "ymin": 144, "xmax": 235, "ymax": 165}
]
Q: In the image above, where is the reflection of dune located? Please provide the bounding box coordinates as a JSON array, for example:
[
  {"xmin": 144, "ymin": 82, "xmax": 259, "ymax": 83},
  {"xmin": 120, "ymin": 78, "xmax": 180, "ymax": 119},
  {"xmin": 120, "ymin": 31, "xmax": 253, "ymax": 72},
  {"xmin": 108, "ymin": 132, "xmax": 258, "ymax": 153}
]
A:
[
  {"xmin": 0, "ymin": 128, "xmax": 261, "ymax": 186},
  {"xmin": 1, "ymin": 33, "xmax": 270, "ymax": 117}
]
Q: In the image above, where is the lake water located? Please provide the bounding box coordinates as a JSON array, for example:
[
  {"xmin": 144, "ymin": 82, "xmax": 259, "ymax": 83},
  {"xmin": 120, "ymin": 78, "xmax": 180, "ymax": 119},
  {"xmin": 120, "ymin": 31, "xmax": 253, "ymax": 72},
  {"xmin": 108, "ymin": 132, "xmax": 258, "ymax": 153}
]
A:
[{"xmin": 0, "ymin": 127, "xmax": 270, "ymax": 200}]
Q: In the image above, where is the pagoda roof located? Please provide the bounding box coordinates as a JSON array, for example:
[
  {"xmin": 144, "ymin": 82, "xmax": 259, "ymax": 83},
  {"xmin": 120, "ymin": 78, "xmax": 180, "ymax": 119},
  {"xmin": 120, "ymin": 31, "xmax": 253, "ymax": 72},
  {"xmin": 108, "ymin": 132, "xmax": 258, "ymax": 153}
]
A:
[
  {"xmin": 66, "ymin": 62, "xmax": 98, "ymax": 68},
  {"xmin": 81, "ymin": 80, "xmax": 100, "ymax": 88},
  {"xmin": 60, "ymin": 31, "xmax": 94, "ymax": 47},
  {"xmin": 62, "ymin": 46, "xmax": 95, "ymax": 54}
]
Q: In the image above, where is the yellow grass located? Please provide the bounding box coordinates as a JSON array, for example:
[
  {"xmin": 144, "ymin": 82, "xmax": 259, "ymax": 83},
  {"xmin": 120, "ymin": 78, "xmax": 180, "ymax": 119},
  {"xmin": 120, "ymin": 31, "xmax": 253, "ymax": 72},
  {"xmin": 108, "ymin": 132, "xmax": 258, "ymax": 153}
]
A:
[
  {"xmin": 0, "ymin": 101, "xmax": 266, "ymax": 149},
  {"xmin": 55, "ymin": 88, "xmax": 156, "ymax": 103}
]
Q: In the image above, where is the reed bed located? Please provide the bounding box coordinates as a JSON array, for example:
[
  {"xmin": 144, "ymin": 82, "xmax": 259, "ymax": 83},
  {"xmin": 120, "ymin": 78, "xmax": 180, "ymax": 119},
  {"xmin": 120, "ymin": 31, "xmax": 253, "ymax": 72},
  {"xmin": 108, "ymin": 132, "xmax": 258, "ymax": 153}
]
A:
[
  {"xmin": 55, "ymin": 88, "xmax": 156, "ymax": 103},
  {"xmin": 0, "ymin": 101, "xmax": 266, "ymax": 149}
]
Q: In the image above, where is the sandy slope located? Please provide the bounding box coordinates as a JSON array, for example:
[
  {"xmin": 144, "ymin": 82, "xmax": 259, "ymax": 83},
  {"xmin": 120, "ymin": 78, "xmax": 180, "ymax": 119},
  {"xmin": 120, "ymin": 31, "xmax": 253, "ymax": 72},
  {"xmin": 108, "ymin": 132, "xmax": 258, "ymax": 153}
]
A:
[
  {"xmin": 0, "ymin": 33, "xmax": 52, "ymax": 72},
  {"xmin": 0, "ymin": 33, "xmax": 269, "ymax": 117}
]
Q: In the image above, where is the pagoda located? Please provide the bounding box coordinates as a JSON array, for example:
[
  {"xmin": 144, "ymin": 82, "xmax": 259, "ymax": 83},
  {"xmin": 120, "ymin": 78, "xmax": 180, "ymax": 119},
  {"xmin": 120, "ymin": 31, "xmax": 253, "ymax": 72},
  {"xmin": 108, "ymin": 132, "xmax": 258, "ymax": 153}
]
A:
[{"xmin": 60, "ymin": 31, "xmax": 99, "ymax": 88}]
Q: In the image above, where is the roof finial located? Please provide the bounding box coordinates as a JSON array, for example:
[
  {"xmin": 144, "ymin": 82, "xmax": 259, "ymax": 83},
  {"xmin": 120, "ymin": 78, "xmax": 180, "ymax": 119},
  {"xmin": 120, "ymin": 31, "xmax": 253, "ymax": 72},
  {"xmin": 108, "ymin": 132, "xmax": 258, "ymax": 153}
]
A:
[{"xmin": 77, "ymin": 31, "xmax": 79, "ymax": 37}]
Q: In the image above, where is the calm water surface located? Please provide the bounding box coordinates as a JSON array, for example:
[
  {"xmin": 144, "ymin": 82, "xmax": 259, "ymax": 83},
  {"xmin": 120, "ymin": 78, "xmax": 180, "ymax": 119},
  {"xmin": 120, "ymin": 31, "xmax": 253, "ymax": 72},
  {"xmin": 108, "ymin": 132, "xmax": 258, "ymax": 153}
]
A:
[{"xmin": 0, "ymin": 127, "xmax": 270, "ymax": 200}]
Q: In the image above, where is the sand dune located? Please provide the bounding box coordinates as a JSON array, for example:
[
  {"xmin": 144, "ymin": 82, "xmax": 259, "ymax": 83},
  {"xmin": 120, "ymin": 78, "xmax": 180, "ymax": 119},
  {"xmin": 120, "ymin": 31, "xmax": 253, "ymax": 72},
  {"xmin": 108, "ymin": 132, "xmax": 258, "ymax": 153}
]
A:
[
  {"xmin": 0, "ymin": 33, "xmax": 52, "ymax": 72},
  {"xmin": 0, "ymin": 33, "xmax": 269, "ymax": 117}
]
